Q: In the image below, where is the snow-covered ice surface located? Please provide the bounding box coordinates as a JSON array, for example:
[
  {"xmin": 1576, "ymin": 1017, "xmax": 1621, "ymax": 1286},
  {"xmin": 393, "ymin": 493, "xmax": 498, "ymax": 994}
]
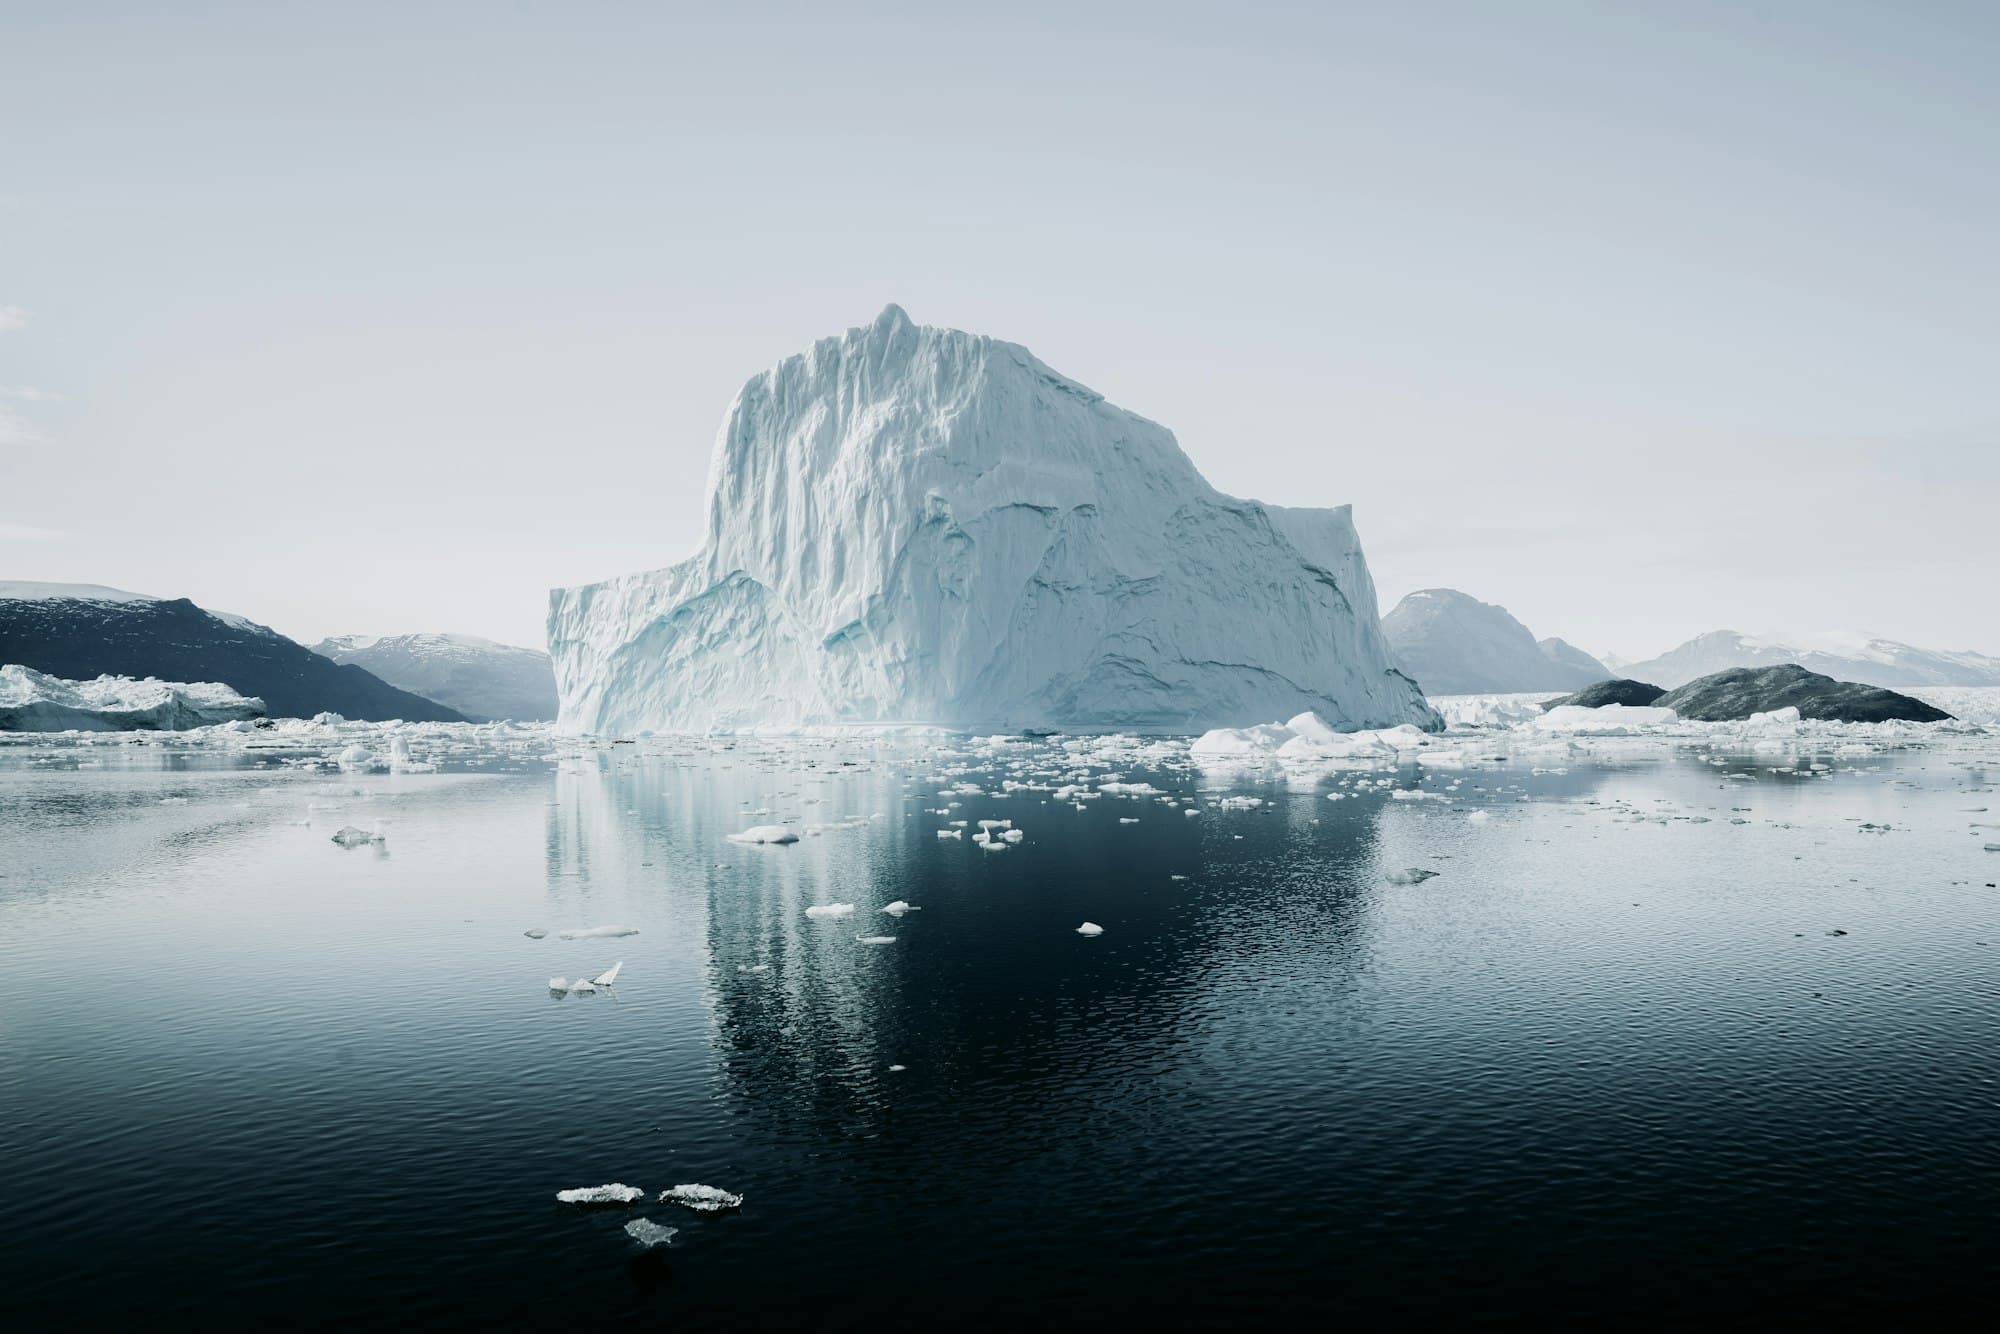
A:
[
  {"xmin": 0, "ymin": 664, "xmax": 265, "ymax": 732},
  {"xmin": 8, "ymin": 691, "xmax": 2000, "ymax": 1322},
  {"xmin": 547, "ymin": 306, "xmax": 1435, "ymax": 736}
]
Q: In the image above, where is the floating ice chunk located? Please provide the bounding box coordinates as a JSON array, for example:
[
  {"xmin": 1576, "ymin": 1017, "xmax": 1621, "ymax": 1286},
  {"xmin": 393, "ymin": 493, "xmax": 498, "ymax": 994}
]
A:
[
  {"xmin": 329, "ymin": 826, "xmax": 379, "ymax": 848},
  {"xmin": 1076, "ymin": 922, "xmax": 1104, "ymax": 936},
  {"xmin": 567, "ymin": 977, "xmax": 597, "ymax": 994},
  {"xmin": 728, "ymin": 825, "xmax": 800, "ymax": 845},
  {"xmin": 1534, "ymin": 704, "xmax": 1677, "ymax": 735},
  {"xmin": 888, "ymin": 1064, "xmax": 907, "ymax": 1072},
  {"xmin": 524, "ymin": 928, "xmax": 548, "ymax": 939},
  {"xmin": 1189, "ymin": 723, "xmax": 1296, "ymax": 757},
  {"xmin": 334, "ymin": 744, "xmax": 383, "ymax": 772},
  {"xmin": 310, "ymin": 711, "xmax": 345, "ymax": 726},
  {"xmin": 804, "ymin": 903, "xmax": 855, "ymax": 918},
  {"xmin": 559, "ymin": 925, "xmax": 639, "ymax": 940},
  {"xmin": 1001, "ymin": 828, "xmax": 1023, "ymax": 842},
  {"xmin": 659, "ymin": 1184, "xmax": 744, "ymax": 1213},
  {"xmin": 1467, "ymin": 810, "xmax": 1491, "ymax": 823},
  {"xmin": 557, "ymin": 1184, "xmax": 644, "ymax": 1205},
  {"xmin": 855, "ymin": 934, "xmax": 898, "ymax": 945},
  {"xmin": 549, "ymin": 977, "xmax": 569, "ymax": 993},
  {"xmin": 936, "ymin": 828, "xmax": 962, "ymax": 839},
  {"xmin": 977, "ymin": 818, "xmax": 1012, "ymax": 831},
  {"xmin": 1385, "ymin": 867, "xmax": 1440, "ymax": 885},
  {"xmin": 624, "ymin": 1218, "xmax": 678, "ymax": 1248},
  {"xmin": 591, "ymin": 961, "xmax": 623, "ymax": 987},
  {"xmin": 881, "ymin": 901, "xmax": 919, "ymax": 915}
]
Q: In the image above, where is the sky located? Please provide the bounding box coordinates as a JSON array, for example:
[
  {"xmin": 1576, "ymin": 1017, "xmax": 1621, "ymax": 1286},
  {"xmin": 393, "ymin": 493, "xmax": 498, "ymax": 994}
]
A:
[{"xmin": 2, "ymin": 1, "xmax": 1995, "ymax": 661}]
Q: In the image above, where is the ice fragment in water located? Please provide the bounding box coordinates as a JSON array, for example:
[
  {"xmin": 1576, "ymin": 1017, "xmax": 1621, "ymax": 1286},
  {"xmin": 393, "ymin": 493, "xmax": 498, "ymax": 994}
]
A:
[
  {"xmin": 558, "ymin": 925, "xmax": 639, "ymax": 940},
  {"xmin": 855, "ymin": 934, "xmax": 897, "ymax": 945},
  {"xmin": 727, "ymin": 825, "xmax": 799, "ymax": 845},
  {"xmin": 1076, "ymin": 922, "xmax": 1104, "ymax": 936},
  {"xmin": 591, "ymin": 961, "xmax": 623, "ymax": 986},
  {"xmin": 936, "ymin": 829, "xmax": 962, "ymax": 840},
  {"xmin": 1385, "ymin": 867, "xmax": 1440, "ymax": 885},
  {"xmin": 524, "ymin": 928, "xmax": 548, "ymax": 939},
  {"xmin": 659, "ymin": 1184, "xmax": 744, "ymax": 1212},
  {"xmin": 548, "ymin": 977, "xmax": 569, "ymax": 993},
  {"xmin": 804, "ymin": 903, "xmax": 855, "ymax": 918},
  {"xmin": 881, "ymin": 901, "xmax": 919, "ymax": 915},
  {"xmin": 624, "ymin": 1218, "xmax": 678, "ymax": 1248},
  {"xmin": 557, "ymin": 1184, "xmax": 643, "ymax": 1205},
  {"xmin": 329, "ymin": 826, "xmax": 379, "ymax": 848}
]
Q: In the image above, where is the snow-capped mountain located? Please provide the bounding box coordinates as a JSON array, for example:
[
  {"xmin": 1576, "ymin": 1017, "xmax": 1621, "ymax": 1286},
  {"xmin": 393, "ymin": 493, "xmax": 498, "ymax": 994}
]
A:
[
  {"xmin": 313, "ymin": 633, "xmax": 558, "ymax": 722},
  {"xmin": 0, "ymin": 582, "xmax": 465, "ymax": 722},
  {"xmin": 1623, "ymin": 630, "xmax": 2000, "ymax": 689},
  {"xmin": 548, "ymin": 305, "xmax": 1437, "ymax": 735},
  {"xmin": 1381, "ymin": 589, "xmax": 1608, "ymax": 695}
]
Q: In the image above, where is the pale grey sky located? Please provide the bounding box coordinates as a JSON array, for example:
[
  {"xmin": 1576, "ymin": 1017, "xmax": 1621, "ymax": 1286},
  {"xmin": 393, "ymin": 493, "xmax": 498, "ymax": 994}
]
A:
[{"xmin": 2, "ymin": 1, "xmax": 1995, "ymax": 660}]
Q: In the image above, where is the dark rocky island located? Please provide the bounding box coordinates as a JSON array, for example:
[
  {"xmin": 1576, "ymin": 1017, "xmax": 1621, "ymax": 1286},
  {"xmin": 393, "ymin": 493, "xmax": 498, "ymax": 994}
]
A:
[
  {"xmin": 1541, "ymin": 679, "xmax": 1668, "ymax": 710},
  {"xmin": 1655, "ymin": 664, "xmax": 1952, "ymax": 723}
]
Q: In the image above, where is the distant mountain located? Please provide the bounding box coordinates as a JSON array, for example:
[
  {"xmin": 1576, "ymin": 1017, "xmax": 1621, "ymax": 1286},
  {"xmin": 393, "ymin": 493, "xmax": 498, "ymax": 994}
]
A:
[
  {"xmin": 1624, "ymin": 630, "xmax": 2000, "ymax": 690},
  {"xmin": 1538, "ymin": 637, "xmax": 1608, "ymax": 681},
  {"xmin": 313, "ymin": 633, "xmax": 557, "ymax": 722},
  {"xmin": 0, "ymin": 582, "xmax": 464, "ymax": 722},
  {"xmin": 1382, "ymin": 590, "xmax": 1608, "ymax": 695}
]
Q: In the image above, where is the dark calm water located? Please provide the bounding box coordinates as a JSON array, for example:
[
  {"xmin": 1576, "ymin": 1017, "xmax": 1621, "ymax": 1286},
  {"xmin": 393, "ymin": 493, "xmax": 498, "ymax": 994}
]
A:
[{"xmin": 2, "ymin": 734, "xmax": 1996, "ymax": 1327}]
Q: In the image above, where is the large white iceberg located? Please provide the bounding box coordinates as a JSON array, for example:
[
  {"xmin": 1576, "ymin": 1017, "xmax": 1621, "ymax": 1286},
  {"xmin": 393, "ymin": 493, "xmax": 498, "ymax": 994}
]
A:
[
  {"xmin": 548, "ymin": 306, "xmax": 1437, "ymax": 736},
  {"xmin": 0, "ymin": 664, "xmax": 264, "ymax": 732}
]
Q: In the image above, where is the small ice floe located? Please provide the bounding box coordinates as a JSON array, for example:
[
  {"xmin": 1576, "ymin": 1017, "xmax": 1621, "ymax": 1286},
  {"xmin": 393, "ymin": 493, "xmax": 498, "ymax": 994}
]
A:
[
  {"xmin": 728, "ymin": 825, "xmax": 799, "ymax": 845},
  {"xmin": 568, "ymin": 977, "xmax": 598, "ymax": 995},
  {"xmin": 1467, "ymin": 810, "xmax": 1491, "ymax": 823},
  {"xmin": 1118, "ymin": 817, "xmax": 1140, "ymax": 824},
  {"xmin": 659, "ymin": 1184, "xmax": 744, "ymax": 1213},
  {"xmin": 591, "ymin": 962, "xmax": 623, "ymax": 987},
  {"xmin": 977, "ymin": 818, "xmax": 1012, "ymax": 831},
  {"xmin": 736, "ymin": 963, "xmax": 769, "ymax": 973},
  {"xmin": 1076, "ymin": 922, "xmax": 1104, "ymax": 937},
  {"xmin": 1385, "ymin": 867, "xmax": 1440, "ymax": 885},
  {"xmin": 557, "ymin": 1184, "xmax": 644, "ymax": 1205},
  {"xmin": 855, "ymin": 934, "xmax": 897, "ymax": 945},
  {"xmin": 524, "ymin": 928, "xmax": 548, "ymax": 939},
  {"xmin": 549, "ymin": 976, "xmax": 569, "ymax": 993},
  {"xmin": 558, "ymin": 925, "xmax": 639, "ymax": 940},
  {"xmin": 804, "ymin": 903, "xmax": 855, "ymax": 918},
  {"xmin": 881, "ymin": 901, "xmax": 919, "ymax": 915},
  {"xmin": 311, "ymin": 711, "xmax": 344, "ymax": 726},
  {"xmin": 329, "ymin": 826, "xmax": 380, "ymax": 848},
  {"xmin": 1000, "ymin": 828, "xmax": 1023, "ymax": 842},
  {"xmin": 936, "ymin": 829, "xmax": 962, "ymax": 839},
  {"xmin": 624, "ymin": 1218, "xmax": 678, "ymax": 1248},
  {"xmin": 888, "ymin": 1064, "xmax": 907, "ymax": 1072}
]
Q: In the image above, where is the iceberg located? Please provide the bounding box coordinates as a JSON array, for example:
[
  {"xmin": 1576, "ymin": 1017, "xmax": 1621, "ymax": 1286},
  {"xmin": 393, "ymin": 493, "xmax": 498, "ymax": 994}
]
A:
[
  {"xmin": 558, "ymin": 925, "xmax": 640, "ymax": 940},
  {"xmin": 556, "ymin": 1184, "xmax": 644, "ymax": 1205},
  {"xmin": 624, "ymin": 1218, "xmax": 678, "ymax": 1248},
  {"xmin": 548, "ymin": 306, "xmax": 1437, "ymax": 736},
  {"xmin": 658, "ymin": 1184, "xmax": 744, "ymax": 1213},
  {"xmin": 0, "ymin": 664, "xmax": 264, "ymax": 732},
  {"xmin": 726, "ymin": 825, "xmax": 799, "ymax": 845}
]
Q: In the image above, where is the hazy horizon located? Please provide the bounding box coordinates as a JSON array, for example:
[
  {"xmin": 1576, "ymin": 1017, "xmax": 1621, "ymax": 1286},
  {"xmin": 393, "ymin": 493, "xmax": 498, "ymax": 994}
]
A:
[{"xmin": 4, "ymin": 2, "xmax": 1995, "ymax": 661}]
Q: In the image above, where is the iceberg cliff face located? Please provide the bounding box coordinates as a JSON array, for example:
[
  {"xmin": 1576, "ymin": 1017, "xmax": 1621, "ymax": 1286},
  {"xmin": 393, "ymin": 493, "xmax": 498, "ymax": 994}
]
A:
[{"xmin": 549, "ymin": 306, "xmax": 1437, "ymax": 735}]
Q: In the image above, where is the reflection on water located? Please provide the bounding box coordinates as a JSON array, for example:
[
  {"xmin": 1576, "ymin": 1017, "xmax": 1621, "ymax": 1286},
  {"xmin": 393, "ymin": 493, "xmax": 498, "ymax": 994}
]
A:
[{"xmin": 1, "ymin": 733, "xmax": 1997, "ymax": 1327}]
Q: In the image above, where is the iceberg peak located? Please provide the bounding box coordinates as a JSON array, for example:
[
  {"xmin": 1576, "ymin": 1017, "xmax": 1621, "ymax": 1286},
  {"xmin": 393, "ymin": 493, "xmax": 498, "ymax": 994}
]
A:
[{"xmin": 549, "ymin": 312, "xmax": 1440, "ymax": 736}]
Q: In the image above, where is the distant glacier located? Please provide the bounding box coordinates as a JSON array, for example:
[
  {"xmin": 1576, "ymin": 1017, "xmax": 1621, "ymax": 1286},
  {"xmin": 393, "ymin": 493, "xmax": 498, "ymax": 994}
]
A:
[{"xmin": 549, "ymin": 306, "xmax": 1437, "ymax": 735}]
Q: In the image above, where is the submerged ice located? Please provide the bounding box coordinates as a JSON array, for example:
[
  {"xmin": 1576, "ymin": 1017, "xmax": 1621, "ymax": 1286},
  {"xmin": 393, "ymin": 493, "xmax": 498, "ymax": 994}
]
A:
[{"xmin": 548, "ymin": 306, "xmax": 1436, "ymax": 736}]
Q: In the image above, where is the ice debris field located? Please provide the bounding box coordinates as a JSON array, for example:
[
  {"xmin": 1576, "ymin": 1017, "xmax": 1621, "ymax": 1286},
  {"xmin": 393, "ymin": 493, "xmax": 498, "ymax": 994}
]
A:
[{"xmin": 8, "ymin": 686, "xmax": 2000, "ymax": 1271}]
